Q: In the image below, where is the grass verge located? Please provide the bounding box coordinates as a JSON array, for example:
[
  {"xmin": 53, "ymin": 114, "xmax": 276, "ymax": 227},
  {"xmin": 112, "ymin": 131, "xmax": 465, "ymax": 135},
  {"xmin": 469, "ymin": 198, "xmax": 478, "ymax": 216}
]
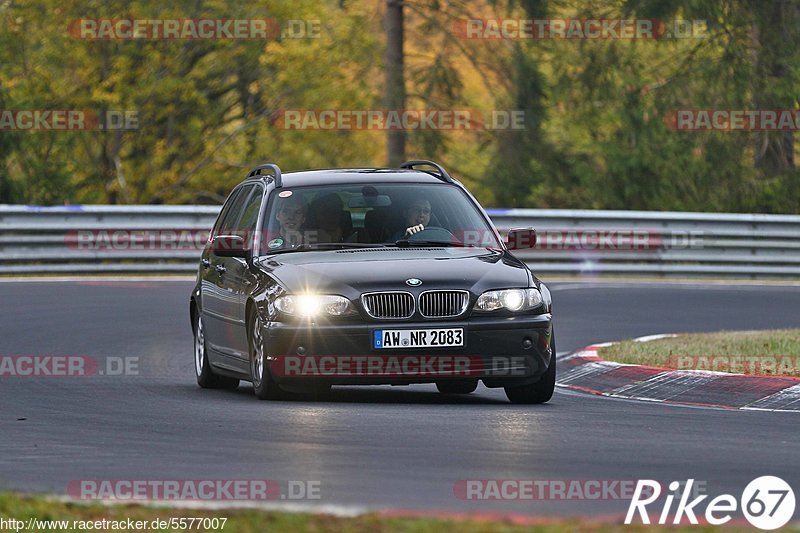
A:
[
  {"xmin": 0, "ymin": 492, "xmax": 773, "ymax": 532},
  {"xmin": 598, "ymin": 329, "xmax": 800, "ymax": 377}
]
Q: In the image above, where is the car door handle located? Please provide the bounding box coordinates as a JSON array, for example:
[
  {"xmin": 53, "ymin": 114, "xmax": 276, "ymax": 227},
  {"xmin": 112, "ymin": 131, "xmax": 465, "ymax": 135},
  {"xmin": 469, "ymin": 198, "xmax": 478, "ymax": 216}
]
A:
[
  {"xmin": 201, "ymin": 259, "xmax": 210, "ymax": 269},
  {"xmin": 215, "ymin": 264, "xmax": 226, "ymax": 274}
]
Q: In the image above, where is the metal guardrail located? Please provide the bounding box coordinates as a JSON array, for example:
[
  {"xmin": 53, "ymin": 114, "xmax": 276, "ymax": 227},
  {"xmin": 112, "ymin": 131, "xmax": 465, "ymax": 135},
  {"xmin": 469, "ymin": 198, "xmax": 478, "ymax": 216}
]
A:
[
  {"xmin": 1, "ymin": 205, "xmax": 800, "ymax": 277},
  {"xmin": 489, "ymin": 208, "xmax": 800, "ymax": 277}
]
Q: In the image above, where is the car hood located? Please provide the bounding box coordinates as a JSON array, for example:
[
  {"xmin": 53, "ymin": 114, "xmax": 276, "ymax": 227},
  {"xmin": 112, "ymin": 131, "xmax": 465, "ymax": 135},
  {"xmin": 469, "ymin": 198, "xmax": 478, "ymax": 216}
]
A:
[{"xmin": 255, "ymin": 247, "xmax": 532, "ymax": 298}]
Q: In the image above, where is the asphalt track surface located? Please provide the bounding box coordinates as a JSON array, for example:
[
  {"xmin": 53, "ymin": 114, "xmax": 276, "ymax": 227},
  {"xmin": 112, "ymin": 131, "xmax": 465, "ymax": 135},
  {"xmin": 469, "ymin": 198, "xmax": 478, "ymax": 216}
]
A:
[{"xmin": 1, "ymin": 279, "xmax": 799, "ymax": 519}]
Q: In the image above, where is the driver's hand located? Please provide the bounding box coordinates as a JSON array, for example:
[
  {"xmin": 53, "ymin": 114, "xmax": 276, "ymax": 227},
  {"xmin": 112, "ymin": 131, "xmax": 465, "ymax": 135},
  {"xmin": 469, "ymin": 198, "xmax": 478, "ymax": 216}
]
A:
[{"xmin": 404, "ymin": 224, "xmax": 424, "ymax": 236}]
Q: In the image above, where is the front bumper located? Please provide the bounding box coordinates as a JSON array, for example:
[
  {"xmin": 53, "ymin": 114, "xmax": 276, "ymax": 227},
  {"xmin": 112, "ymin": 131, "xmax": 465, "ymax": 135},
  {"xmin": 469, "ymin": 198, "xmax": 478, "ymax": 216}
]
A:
[{"xmin": 262, "ymin": 313, "xmax": 553, "ymax": 387}]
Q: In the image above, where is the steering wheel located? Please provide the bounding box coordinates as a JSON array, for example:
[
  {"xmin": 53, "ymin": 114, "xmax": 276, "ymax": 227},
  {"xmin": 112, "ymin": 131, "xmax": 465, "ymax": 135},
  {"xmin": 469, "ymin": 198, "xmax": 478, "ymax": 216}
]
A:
[{"xmin": 406, "ymin": 226, "xmax": 456, "ymax": 242}]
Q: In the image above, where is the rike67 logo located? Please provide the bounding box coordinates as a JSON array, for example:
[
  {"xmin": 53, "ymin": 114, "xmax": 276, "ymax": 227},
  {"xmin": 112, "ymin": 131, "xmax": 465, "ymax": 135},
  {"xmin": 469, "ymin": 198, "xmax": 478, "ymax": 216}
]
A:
[{"xmin": 626, "ymin": 477, "xmax": 796, "ymax": 530}]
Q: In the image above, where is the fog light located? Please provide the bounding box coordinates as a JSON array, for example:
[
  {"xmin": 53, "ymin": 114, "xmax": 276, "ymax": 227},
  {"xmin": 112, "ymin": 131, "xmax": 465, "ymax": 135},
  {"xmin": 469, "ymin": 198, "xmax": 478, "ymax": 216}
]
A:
[{"xmin": 522, "ymin": 337, "xmax": 533, "ymax": 349}]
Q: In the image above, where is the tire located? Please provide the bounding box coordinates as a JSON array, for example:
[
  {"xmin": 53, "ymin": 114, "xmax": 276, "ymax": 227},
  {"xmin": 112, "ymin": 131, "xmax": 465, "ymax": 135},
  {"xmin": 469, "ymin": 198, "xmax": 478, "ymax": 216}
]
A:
[
  {"xmin": 436, "ymin": 380, "xmax": 478, "ymax": 394},
  {"xmin": 194, "ymin": 314, "xmax": 239, "ymax": 390},
  {"xmin": 504, "ymin": 332, "xmax": 556, "ymax": 404},
  {"xmin": 249, "ymin": 312, "xmax": 285, "ymax": 400}
]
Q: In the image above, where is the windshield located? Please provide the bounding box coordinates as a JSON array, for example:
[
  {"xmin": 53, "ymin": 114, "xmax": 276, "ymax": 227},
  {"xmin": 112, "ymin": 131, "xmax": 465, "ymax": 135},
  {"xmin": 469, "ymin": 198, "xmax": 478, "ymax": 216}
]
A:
[{"xmin": 260, "ymin": 183, "xmax": 501, "ymax": 254}]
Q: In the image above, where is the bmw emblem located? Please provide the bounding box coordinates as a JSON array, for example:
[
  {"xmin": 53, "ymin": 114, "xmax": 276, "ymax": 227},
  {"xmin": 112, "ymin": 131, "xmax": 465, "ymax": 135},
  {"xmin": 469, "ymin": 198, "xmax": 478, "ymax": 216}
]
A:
[{"xmin": 405, "ymin": 278, "xmax": 422, "ymax": 287}]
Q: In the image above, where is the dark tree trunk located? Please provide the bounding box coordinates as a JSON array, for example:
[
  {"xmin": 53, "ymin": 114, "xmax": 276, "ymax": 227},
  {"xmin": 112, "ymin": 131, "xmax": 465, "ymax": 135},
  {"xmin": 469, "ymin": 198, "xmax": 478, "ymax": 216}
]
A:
[
  {"xmin": 384, "ymin": 0, "xmax": 405, "ymax": 166},
  {"xmin": 752, "ymin": 1, "xmax": 796, "ymax": 176}
]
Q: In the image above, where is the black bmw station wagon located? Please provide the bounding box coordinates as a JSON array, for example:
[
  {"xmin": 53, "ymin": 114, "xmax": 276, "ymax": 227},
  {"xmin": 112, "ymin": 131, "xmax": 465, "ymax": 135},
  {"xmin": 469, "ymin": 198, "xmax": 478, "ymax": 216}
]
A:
[{"xmin": 190, "ymin": 160, "xmax": 555, "ymax": 403}]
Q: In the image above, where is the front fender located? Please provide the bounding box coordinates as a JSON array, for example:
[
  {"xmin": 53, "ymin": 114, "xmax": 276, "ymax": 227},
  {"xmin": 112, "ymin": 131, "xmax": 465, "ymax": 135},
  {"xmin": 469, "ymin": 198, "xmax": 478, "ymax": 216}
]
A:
[{"xmin": 539, "ymin": 282, "xmax": 553, "ymax": 314}]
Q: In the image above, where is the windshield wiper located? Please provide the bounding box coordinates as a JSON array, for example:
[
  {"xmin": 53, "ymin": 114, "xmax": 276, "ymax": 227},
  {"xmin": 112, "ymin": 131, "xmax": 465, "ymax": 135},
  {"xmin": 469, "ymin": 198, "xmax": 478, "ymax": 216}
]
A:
[
  {"xmin": 268, "ymin": 242, "xmax": 387, "ymax": 254},
  {"xmin": 392, "ymin": 239, "xmax": 474, "ymax": 248}
]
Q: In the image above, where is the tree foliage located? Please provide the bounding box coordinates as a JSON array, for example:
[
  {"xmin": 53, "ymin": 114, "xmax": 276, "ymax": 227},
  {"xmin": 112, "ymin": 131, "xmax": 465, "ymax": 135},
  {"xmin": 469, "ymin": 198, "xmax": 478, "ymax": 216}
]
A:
[{"xmin": 0, "ymin": 0, "xmax": 797, "ymax": 212}]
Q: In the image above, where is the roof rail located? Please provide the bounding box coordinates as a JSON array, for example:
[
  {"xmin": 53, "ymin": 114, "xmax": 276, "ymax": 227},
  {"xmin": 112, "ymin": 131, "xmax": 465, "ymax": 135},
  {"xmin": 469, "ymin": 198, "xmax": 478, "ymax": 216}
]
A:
[
  {"xmin": 247, "ymin": 163, "xmax": 282, "ymax": 188},
  {"xmin": 399, "ymin": 160, "xmax": 454, "ymax": 183}
]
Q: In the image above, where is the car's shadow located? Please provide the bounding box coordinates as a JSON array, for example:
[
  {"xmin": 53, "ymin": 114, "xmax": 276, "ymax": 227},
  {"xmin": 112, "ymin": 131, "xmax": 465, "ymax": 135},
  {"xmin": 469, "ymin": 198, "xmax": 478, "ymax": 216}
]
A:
[
  {"xmin": 190, "ymin": 383, "xmax": 513, "ymax": 405},
  {"xmin": 314, "ymin": 386, "xmax": 511, "ymax": 405}
]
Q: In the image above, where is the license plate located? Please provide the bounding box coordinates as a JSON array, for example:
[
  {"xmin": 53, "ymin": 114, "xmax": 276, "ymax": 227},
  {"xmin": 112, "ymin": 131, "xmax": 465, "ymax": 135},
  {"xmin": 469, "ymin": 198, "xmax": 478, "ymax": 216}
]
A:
[{"xmin": 373, "ymin": 328, "xmax": 464, "ymax": 349}]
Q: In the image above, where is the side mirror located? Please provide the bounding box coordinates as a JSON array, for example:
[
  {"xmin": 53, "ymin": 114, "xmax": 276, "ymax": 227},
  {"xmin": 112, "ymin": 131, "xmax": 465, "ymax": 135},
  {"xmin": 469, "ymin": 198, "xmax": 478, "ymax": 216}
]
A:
[
  {"xmin": 506, "ymin": 228, "xmax": 537, "ymax": 251},
  {"xmin": 212, "ymin": 235, "xmax": 249, "ymax": 258}
]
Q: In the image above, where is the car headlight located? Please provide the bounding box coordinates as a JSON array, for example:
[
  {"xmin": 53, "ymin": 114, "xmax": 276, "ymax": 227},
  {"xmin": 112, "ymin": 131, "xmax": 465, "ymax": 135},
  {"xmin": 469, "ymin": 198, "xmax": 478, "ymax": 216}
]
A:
[
  {"xmin": 275, "ymin": 294, "xmax": 356, "ymax": 317},
  {"xmin": 473, "ymin": 288, "xmax": 543, "ymax": 312}
]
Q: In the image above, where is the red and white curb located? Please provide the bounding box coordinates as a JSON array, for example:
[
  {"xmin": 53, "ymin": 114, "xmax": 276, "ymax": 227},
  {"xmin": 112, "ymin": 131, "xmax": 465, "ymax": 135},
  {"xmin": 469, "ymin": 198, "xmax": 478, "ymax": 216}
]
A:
[{"xmin": 556, "ymin": 335, "xmax": 800, "ymax": 412}]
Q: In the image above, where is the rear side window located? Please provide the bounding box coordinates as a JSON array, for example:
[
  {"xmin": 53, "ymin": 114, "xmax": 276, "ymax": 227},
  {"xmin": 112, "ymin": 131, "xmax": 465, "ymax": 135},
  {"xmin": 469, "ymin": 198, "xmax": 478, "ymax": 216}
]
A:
[
  {"xmin": 236, "ymin": 185, "xmax": 265, "ymax": 250},
  {"xmin": 212, "ymin": 187, "xmax": 246, "ymax": 238},
  {"xmin": 237, "ymin": 186, "xmax": 264, "ymax": 233},
  {"xmin": 217, "ymin": 185, "xmax": 254, "ymax": 235}
]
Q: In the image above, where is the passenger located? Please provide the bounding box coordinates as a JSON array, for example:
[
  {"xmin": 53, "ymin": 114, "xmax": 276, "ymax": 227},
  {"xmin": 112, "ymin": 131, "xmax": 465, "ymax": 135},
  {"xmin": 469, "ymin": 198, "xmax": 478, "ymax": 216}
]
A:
[{"xmin": 309, "ymin": 193, "xmax": 345, "ymax": 243}]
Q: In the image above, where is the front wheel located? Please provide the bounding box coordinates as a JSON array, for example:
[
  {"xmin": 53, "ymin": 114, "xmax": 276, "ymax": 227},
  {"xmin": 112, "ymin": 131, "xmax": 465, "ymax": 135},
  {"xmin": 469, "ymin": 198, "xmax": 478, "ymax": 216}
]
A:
[
  {"xmin": 504, "ymin": 333, "xmax": 556, "ymax": 404},
  {"xmin": 194, "ymin": 314, "xmax": 239, "ymax": 390},
  {"xmin": 249, "ymin": 313, "xmax": 285, "ymax": 400}
]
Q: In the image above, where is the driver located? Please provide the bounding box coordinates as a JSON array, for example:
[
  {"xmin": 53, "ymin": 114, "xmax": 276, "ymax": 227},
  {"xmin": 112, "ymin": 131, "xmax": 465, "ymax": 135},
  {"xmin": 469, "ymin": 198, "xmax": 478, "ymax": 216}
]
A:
[
  {"xmin": 266, "ymin": 196, "xmax": 306, "ymax": 250},
  {"xmin": 398, "ymin": 198, "xmax": 432, "ymax": 238}
]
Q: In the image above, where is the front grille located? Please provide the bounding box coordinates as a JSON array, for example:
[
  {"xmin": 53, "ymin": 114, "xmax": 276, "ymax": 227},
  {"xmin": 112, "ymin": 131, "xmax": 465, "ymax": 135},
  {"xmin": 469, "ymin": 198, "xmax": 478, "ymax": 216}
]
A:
[
  {"xmin": 418, "ymin": 290, "xmax": 470, "ymax": 318},
  {"xmin": 361, "ymin": 292, "xmax": 415, "ymax": 319}
]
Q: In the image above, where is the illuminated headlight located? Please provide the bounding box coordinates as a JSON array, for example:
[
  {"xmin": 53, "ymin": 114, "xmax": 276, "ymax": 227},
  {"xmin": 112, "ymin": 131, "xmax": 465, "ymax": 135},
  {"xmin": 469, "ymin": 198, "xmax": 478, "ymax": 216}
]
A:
[
  {"xmin": 473, "ymin": 288, "xmax": 543, "ymax": 312},
  {"xmin": 275, "ymin": 294, "xmax": 356, "ymax": 317}
]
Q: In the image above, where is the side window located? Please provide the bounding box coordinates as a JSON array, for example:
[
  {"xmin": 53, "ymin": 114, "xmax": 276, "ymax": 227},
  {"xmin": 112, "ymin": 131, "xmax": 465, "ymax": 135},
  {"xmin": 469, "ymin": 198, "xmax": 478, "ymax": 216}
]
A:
[
  {"xmin": 237, "ymin": 185, "xmax": 264, "ymax": 233},
  {"xmin": 218, "ymin": 185, "xmax": 253, "ymax": 235},
  {"xmin": 237, "ymin": 185, "xmax": 265, "ymax": 250},
  {"xmin": 212, "ymin": 187, "xmax": 246, "ymax": 238}
]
